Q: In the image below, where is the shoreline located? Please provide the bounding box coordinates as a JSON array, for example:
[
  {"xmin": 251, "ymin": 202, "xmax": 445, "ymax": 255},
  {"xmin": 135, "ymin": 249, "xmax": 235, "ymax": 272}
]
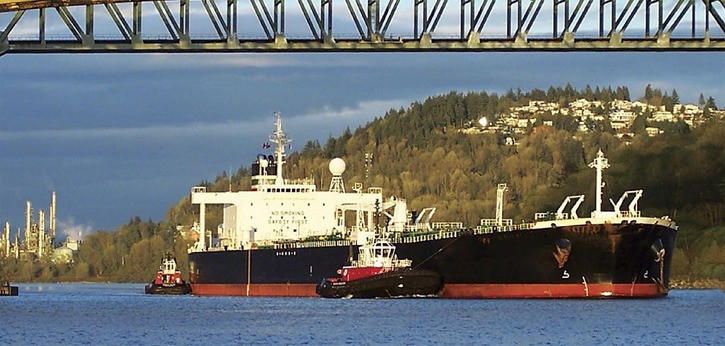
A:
[
  {"xmin": 670, "ymin": 278, "xmax": 725, "ymax": 290},
  {"xmin": 8, "ymin": 279, "xmax": 725, "ymax": 291}
]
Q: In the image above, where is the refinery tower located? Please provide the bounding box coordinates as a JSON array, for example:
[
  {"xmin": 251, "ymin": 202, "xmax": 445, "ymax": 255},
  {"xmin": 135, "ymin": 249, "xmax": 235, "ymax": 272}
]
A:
[{"xmin": 1, "ymin": 191, "xmax": 57, "ymax": 260}]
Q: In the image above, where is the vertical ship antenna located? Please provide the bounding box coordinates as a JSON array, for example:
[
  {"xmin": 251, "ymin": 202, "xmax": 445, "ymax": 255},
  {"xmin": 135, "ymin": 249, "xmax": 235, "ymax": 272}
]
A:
[
  {"xmin": 365, "ymin": 153, "xmax": 373, "ymax": 189},
  {"xmin": 495, "ymin": 183, "xmax": 508, "ymax": 226},
  {"xmin": 269, "ymin": 112, "xmax": 290, "ymax": 185},
  {"xmin": 588, "ymin": 149, "xmax": 610, "ymax": 218}
]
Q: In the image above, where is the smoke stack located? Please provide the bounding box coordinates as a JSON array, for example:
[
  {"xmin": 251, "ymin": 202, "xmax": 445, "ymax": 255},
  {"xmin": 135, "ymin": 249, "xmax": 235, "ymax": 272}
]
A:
[
  {"xmin": 14, "ymin": 232, "xmax": 19, "ymax": 258},
  {"xmin": 39, "ymin": 210, "xmax": 45, "ymax": 256},
  {"xmin": 25, "ymin": 201, "xmax": 32, "ymax": 247},
  {"xmin": 3, "ymin": 221, "xmax": 9, "ymax": 257},
  {"xmin": 50, "ymin": 191, "xmax": 56, "ymax": 243}
]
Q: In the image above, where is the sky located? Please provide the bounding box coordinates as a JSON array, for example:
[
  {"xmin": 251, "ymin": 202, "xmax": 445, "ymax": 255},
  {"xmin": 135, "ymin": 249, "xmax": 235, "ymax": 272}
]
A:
[{"xmin": 2, "ymin": 51, "xmax": 723, "ymax": 240}]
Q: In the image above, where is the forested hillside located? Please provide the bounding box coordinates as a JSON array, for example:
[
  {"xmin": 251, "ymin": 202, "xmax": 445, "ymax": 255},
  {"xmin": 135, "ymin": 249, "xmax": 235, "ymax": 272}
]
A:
[
  {"xmin": 3, "ymin": 85, "xmax": 723, "ymax": 283},
  {"xmin": 281, "ymin": 88, "xmax": 724, "ymax": 281}
]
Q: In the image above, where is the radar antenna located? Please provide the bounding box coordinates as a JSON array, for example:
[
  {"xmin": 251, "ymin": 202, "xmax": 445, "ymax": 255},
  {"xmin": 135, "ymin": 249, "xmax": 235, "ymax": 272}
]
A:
[
  {"xmin": 588, "ymin": 149, "xmax": 610, "ymax": 217},
  {"xmin": 269, "ymin": 112, "xmax": 290, "ymax": 185}
]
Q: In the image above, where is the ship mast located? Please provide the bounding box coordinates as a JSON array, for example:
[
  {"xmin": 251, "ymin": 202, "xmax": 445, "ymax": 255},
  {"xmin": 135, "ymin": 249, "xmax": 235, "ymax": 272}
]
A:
[
  {"xmin": 495, "ymin": 183, "xmax": 508, "ymax": 226},
  {"xmin": 269, "ymin": 112, "xmax": 289, "ymax": 186},
  {"xmin": 588, "ymin": 149, "xmax": 610, "ymax": 218}
]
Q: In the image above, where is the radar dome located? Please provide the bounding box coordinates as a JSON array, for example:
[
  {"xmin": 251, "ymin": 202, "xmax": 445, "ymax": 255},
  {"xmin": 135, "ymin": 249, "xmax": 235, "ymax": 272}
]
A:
[
  {"xmin": 260, "ymin": 159, "xmax": 268, "ymax": 168},
  {"xmin": 329, "ymin": 158, "xmax": 346, "ymax": 175}
]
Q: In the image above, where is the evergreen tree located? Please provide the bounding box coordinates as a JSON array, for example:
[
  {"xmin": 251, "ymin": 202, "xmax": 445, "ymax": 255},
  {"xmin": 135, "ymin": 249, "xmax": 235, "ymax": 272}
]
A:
[
  {"xmin": 644, "ymin": 84, "xmax": 654, "ymax": 101},
  {"xmin": 616, "ymin": 86, "xmax": 630, "ymax": 101},
  {"xmin": 630, "ymin": 113, "xmax": 648, "ymax": 136},
  {"xmin": 663, "ymin": 91, "xmax": 675, "ymax": 112},
  {"xmin": 703, "ymin": 107, "xmax": 713, "ymax": 122},
  {"xmin": 705, "ymin": 96, "xmax": 718, "ymax": 110},
  {"xmin": 583, "ymin": 85, "xmax": 594, "ymax": 99}
]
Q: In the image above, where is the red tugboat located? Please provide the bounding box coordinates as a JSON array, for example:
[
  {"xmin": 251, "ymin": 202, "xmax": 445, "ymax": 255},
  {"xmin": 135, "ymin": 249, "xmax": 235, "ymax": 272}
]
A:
[
  {"xmin": 316, "ymin": 238, "xmax": 443, "ymax": 298},
  {"xmin": 145, "ymin": 253, "xmax": 192, "ymax": 295}
]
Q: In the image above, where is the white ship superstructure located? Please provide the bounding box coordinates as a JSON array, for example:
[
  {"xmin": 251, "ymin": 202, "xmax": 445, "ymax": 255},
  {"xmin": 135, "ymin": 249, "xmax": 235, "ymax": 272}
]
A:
[{"xmin": 189, "ymin": 113, "xmax": 408, "ymax": 252}]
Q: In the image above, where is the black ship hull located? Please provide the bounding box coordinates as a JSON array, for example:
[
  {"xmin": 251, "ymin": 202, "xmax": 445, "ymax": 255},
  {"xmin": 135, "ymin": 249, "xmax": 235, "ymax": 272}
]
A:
[
  {"xmin": 189, "ymin": 218, "xmax": 676, "ymax": 298},
  {"xmin": 316, "ymin": 268, "xmax": 443, "ymax": 298}
]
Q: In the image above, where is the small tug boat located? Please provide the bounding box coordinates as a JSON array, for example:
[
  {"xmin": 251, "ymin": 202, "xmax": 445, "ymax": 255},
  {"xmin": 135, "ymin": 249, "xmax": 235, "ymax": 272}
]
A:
[
  {"xmin": 144, "ymin": 253, "xmax": 192, "ymax": 295},
  {"xmin": 1, "ymin": 281, "xmax": 19, "ymax": 296},
  {"xmin": 316, "ymin": 239, "xmax": 443, "ymax": 298}
]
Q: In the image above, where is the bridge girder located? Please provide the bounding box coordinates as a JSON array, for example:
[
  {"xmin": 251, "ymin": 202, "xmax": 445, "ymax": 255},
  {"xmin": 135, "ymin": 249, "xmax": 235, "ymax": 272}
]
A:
[{"xmin": 1, "ymin": 0, "xmax": 724, "ymax": 55}]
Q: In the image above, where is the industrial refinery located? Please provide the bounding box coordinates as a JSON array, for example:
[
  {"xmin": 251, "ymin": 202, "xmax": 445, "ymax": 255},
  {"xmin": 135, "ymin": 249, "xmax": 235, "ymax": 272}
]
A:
[{"xmin": 1, "ymin": 191, "xmax": 57, "ymax": 261}]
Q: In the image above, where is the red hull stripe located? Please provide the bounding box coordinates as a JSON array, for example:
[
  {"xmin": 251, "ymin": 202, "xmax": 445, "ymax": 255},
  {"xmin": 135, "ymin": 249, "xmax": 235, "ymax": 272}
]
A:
[
  {"xmin": 440, "ymin": 283, "xmax": 667, "ymax": 298},
  {"xmin": 191, "ymin": 284, "xmax": 319, "ymax": 297},
  {"xmin": 191, "ymin": 283, "xmax": 666, "ymax": 298}
]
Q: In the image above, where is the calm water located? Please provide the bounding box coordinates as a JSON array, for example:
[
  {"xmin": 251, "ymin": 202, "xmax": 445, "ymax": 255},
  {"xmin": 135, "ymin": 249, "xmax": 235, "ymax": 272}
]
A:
[{"xmin": 1, "ymin": 283, "xmax": 723, "ymax": 345}]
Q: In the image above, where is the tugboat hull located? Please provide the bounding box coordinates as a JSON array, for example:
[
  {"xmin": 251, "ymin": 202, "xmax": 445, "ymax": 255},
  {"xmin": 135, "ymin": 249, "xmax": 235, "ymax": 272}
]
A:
[
  {"xmin": 145, "ymin": 253, "xmax": 192, "ymax": 295},
  {"xmin": 316, "ymin": 269, "xmax": 443, "ymax": 298},
  {"xmin": 1, "ymin": 282, "xmax": 19, "ymax": 296},
  {"xmin": 144, "ymin": 283, "xmax": 192, "ymax": 295}
]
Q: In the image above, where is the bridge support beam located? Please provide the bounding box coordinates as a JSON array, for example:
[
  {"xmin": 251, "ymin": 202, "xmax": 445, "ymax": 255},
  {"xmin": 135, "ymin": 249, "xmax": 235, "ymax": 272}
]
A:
[{"xmin": 0, "ymin": 0, "xmax": 723, "ymax": 54}]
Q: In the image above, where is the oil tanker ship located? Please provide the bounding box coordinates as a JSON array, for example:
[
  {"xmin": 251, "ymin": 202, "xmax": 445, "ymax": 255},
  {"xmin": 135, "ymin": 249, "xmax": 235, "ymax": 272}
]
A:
[{"xmin": 187, "ymin": 114, "xmax": 677, "ymax": 298}]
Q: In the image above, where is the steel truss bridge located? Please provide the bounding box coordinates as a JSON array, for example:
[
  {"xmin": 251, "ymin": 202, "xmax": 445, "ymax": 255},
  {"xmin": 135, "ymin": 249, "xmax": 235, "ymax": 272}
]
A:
[{"xmin": 1, "ymin": 0, "xmax": 724, "ymax": 55}]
